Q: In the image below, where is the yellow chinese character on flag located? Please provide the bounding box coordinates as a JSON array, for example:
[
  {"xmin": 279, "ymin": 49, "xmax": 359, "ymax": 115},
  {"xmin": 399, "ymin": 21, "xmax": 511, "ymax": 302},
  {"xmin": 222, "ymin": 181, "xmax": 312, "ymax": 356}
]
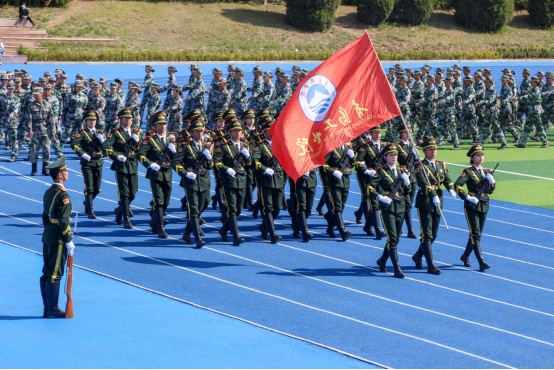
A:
[
  {"xmin": 296, "ymin": 138, "xmax": 313, "ymax": 156},
  {"xmin": 352, "ymin": 100, "xmax": 369, "ymax": 118},
  {"xmin": 338, "ymin": 106, "xmax": 351, "ymax": 126}
]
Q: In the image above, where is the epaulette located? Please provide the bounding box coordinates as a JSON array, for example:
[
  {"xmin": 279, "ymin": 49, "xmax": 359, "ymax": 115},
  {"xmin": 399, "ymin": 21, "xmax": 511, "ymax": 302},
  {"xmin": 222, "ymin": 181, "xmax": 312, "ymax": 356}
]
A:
[
  {"xmin": 79, "ymin": 128, "xmax": 86, "ymax": 131},
  {"xmin": 436, "ymin": 160, "xmax": 444, "ymax": 163},
  {"xmin": 133, "ymin": 127, "xmax": 140, "ymax": 132},
  {"xmin": 113, "ymin": 127, "xmax": 121, "ymax": 131},
  {"xmin": 415, "ymin": 161, "xmax": 421, "ymax": 164},
  {"xmin": 183, "ymin": 142, "xmax": 190, "ymax": 145},
  {"xmin": 205, "ymin": 142, "xmax": 212, "ymax": 146},
  {"xmin": 59, "ymin": 188, "xmax": 67, "ymax": 192},
  {"xmin": 222, "ymin": 141, "xmax": 230, "ymax": 145},
  {"xmin": 465, "ymin": 167, "xmax": 473, "ymax": 170},
  {"xmin": 378, "ymin": 165, "xmax": 387, "ymax": 170},
  {"xmin": 149, "ymin": 129, "xmax": 156, "ymax": 133},
  {"xmin": 485, "ymin": 168, "xmax": 491, "ymax": 171}
]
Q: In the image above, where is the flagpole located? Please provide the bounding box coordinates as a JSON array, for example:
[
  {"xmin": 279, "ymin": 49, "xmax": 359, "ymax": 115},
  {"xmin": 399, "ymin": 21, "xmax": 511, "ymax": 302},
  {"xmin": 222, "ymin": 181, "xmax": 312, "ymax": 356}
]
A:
[{"xmin": 400, "ymin": 115, "xmax": 449, "ymax": 231}]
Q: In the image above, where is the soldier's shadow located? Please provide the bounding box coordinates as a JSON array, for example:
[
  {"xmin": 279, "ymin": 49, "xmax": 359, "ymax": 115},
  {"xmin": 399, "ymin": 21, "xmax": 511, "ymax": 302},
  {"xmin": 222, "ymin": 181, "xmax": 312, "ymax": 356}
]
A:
[
  {"xmin": 121, "ymin": 255, "xmax": 247, "ymax": 269},
  {"xmin": 258, "ymin": 266, "xmax": 380, "ymax": 278}
]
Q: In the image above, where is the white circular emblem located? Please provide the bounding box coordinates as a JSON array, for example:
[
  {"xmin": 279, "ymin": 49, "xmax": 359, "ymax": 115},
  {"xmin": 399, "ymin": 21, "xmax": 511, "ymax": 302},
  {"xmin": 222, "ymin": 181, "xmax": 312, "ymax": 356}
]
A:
[{"xmin": 298, "ymin": 74, "xmax": 337, "ymax": 122}]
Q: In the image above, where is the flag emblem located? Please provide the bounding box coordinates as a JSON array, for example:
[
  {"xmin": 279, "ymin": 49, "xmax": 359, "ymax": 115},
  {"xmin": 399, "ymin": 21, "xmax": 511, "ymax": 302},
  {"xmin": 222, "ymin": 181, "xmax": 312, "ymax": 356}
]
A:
[{"xmin": 298, "ymin": 74, "xmax": 337, "ymax": 122}]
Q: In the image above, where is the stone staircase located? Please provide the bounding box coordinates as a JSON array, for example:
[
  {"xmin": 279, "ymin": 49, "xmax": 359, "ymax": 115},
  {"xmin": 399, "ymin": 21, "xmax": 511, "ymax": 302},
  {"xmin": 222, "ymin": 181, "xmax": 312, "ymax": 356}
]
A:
[{"xmin": 0, "ymin": 18, "xmax": 117, "ymax": 63}]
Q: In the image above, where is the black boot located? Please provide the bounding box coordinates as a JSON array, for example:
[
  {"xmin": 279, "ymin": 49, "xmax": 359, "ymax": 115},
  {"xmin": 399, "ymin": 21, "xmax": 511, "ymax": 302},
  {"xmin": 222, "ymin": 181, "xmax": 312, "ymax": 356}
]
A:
[
  {"xmin": 472, "ymin": 241, "xmax": 490, "ymax": 271},
  {"xmin": 376, "ymin": 247, "xmax": 389, "ymax": 273},
  {"xmin": 182, "ymin": 221, "xmax": 193, "ymax": 244},
  {"xmin": 154, "ymin": 208, "xmax": 168, "ymax": 238},
  {"xmin": 389, "ymin": 248, "xmax": 405, "ymax": 278},
  {"xmin": 371, "ymin": 211, "xmax": 385, "ymax": 239},
  {"xmin": 211, "ymin": 194, "xmax": 218, "ymax": 210},
  {"xmin": 333, "ymin": 212, "xmax": 351, "ymax": 241},
  {"xmin": 315, "ymin": 197, "xmax": 325, "ymax": 216},
  {"xmin": 40, "ymin": 277, "xmax": 47, "ymax": 318},
  {"xmin": 252, "ymin": 199, "xmax": 260, "ymax": 219},
  {"xmin": 354, "ymin": 203, "xmax": 363, "ymax": 224},
  {"xmin": 288, "ymin": 203, "xmax": 300, "ymax": 239},
  {"xmin": 422, "ymin": 240, "xmax": 442, "ymax": 274},
  {"xmin": 41, "ymin": 162, "xmax": 49, "ymax": 176},
  {"xmin": 411, "ymin": 244, "xmax": 424, "ymax": 269},
  {"xmin": 460, "ymin": 239, "xmax": 473, "ymax": 267},
  {"xmin": 228, "ymin": 216, "xmax": 244, "ymax": 246},
  {"xmin": 324, "ymin": 212, "xmax": 337, "ymax": 238},
  {"xmin": 128, "ymin": 203, "xmax": 134, "ymax": 218},
  {"xmin": 246, "ymin": 185, "xmax": 254, "ymax": 211},
  {"xmin": 115, "ymin": 202, "xmax": 123, "ymax": 225},
  {"xmin": 361, "ymin": 201, "xmax": 375, "ymax": 236},
  {"xmin": 45, "ymin": 281, "xmax": 65, "ymax": 319},
  {"xmin": 86, "ymin": 194, "xmax": 96, "ymax": 219},
  {"xmin": 404, "ymin": 212, "xmax": 417, "ymax": 239},
  {"xmin": 217, "ymin": 188, "xmax": 226, "ymax": 214},
  {"xmin": 149, "ymin": 211, "xmax": 158, "ymax": 234},
  {"xmin": 264, "ymin": 212, "xmax": 282, "ymax": 244},
  {"xmin": 121, "ymin": 200, "xmax": 133, "ymax": 229},
  {"xmin": 180, "ymin": 195, "xmax": 187, "ymax": 212},
  {"xmin": 297, "ymin": 212, "xmax": 313, "ymax": 242},
  {"xmin": 219, "ymin": 220, "xmax": 229, "ymax": 242},
  {"xmin": 191, "ymin": 218, "xmax": 205, "ymax": 249},
  {"xmin": 31, "ymin": 162, "xmax": 37, "ymax": 176}
]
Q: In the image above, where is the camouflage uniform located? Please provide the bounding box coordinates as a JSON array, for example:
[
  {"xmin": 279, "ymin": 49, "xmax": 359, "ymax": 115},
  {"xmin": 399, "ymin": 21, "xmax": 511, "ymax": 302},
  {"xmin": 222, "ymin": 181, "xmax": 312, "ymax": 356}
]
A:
[
  {"xmin": 540, "ymin": 73, "xmax": 554, "ymax": 130},
  {"xmin": 259, "ymin": 74, "xmax": 276, "ymax": 111},
  {"xmin": 61, "ymin": 87, "xmax": 88, "ymax": 149},
  {"xmin": 409, "ymin": 74, "xmax": 425, "ymax": 129},
  {"xmin": 167, "ymin": 86, "xmax": 183, "ymax": 133},
  {"xmin": 508, "ymin": 73, "xmax": 519, "ymax": 128},
  {"xmin": 476, "ymin": 82, "xmax": 506, "ymax": 146},
  {"xmin": 392, "ymin": 83, "xmax": 411, "ymax": 135},
  {"xmin": 215, "ymin": 79, "xmax": 231, "ymax": 113},
  {"xmin": 182, "ymin": 75, "xmax": 205, "ymax": 117},
  {"xmin": 458, "ymin": 79, "xmax": 478, "ymax": 140},
  {"xmin": 44, "ymin": 87, "xmax": 62, "ymax": 157},
  {"xmin": 206, "ymin": 68, "xmax": 221, "ymax": 128},
  {"xmin": 498, "ymin": 79, "xmax": 520, "ymax": 143},
  {"xmin": 452, "ymin": 74, "xmax": 464, "ymax": 127},
  {"xmin": 414, "ymin": 77, "xmax": 438, "ymax": 143},
  {"xmin": 125, "ymin": 83, "xmax": 141, "ymax": 129},
  {"xmin": 231, "ymin": 68, "xmax": 247, "ymax": 117},
  {"xmin": 270, "ymin": 75, "xmax": 292, "ymax": 116},
  {"xmin": 139, "ymin": 69, "xmax": 154, "ymax": 120},
  {"xmin": 160, "ymin": 67, "xmax": 177, "ymax": 101},
  {"xmin": 473, "ymin": 75, "xmax": 486, "ymax": 142},
  {"xmin": 433, "ymin": 76, "xmax": 446, "ymax": 142},
  {"xmin": 518, "ymin": 81, "xmax": 549, "ymax": 147},
  {"xmin": 18, "ymin": 87, "xmax": 36, "ymax": 150},
  {"xmin": 247, "ymin": 66, "xmax": 264, "ymax": 111},
  {"xmin": 86, "ymin": 88, "xmax": 106, "ymax": 130},
  {"xmin": 436, "ymin": 83, "xmax": 459, "ymax": 148},
  {"xmin": 104, "ymin": 87, "xmax": 124, "ymax": 133},
  {"xmin": 26, "ymin": 95, "xmax": 55, "ymax": 165},
  {"xmin": 516, "ymin": 73, "xmax": 531, "ymax": 128},
  {"xmin": 0, "ymin": 90, "xmax": 21, "ymax": 160},
  {"xmin": 144, "ymin": 84, "xmax": 161, "ymax": 132}
]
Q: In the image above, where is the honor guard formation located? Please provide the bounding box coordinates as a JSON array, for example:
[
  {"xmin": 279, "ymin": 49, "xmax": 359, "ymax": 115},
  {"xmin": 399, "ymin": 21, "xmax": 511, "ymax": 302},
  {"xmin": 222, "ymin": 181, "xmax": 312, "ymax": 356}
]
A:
[{"xmin": 19, "ymin": 64, "xmax": 539, "ymax": 317}]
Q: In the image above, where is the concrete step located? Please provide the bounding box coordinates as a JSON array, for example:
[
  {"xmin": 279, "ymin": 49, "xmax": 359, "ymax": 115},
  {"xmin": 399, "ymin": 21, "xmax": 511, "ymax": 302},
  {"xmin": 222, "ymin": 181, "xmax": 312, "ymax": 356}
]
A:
[
  {"xmin": 0, "ymin": 30, "xmax": 48, "ymax": 36},
  {"xmin": 0, "ymin": 19, "xmax": 33, "ymax": 27},
  {"xmin": 46, "ymin": 37, "xmax": 117, "ymax": 46},
  {"xmin": 2, "ymin": 55, "xmax": 28, "ymax": 63},
  {"xmin": 3, "ymin": 41, "xmax": 39, "ymax": 47},
  {"xmin": 1, "ymin": 36, "xmax": 48, "ymax": 43}
]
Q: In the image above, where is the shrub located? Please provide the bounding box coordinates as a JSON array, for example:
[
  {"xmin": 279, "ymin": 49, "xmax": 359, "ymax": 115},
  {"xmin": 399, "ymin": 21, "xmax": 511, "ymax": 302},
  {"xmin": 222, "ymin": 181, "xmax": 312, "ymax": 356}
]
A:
[
  {"xmin": 433, "ymin": 0, "xmax": 455, "ymax": 9},
  {"xmin": 514, "ymin": 0, "xmax": 527, "ymax": 10},
  {"xmin": 0, "ymin": 0, "xmax": 70, "ymax": 7},
  {"xmin": 455, "ymin": 0, "xmax": 514, "ymax": 32},
  {"xmin": 389, "ymin": 0, "xmax": 434, "ymax": 25},
  {"xmin": 356, "ymin": 0, "xmax": 395, "ymax": 25},
  {"xmin": 285, "ymin": 0, "xmax": 341, "ymax": 32},
  {"xmin": 528, "ymin": 0, "xmax": 554, "ymax": 26}
]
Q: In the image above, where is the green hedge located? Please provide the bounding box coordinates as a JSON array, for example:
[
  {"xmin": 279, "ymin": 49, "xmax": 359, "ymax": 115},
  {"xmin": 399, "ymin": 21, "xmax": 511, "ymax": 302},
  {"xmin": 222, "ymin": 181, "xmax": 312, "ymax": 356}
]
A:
[
  {"xmin": 285, "ymin": 0, "xmax": 341, "ymax": 32},
  {"xmin": 389, "ymin": 0, "xmax": 434, "ymax": 25},
  {"xmin": 0, "ymin": 0, "xmax": 70, "ymax": 6},
  {"xmin": 528, "ymin": 0, "xmax": 554, "ymax": 26},
  {"xmin": 356, "ymin": 0, "xmax": 395, "ymax": 25},
  {"xmin": 514, "ymin": 0, "xmax": 528, "ymax": 9},
  {"xmin": 455, "ymin": 0, "xmax": 514, "ymax": 32},
  {"xmin": 433, "ymin": 0, "xmax": 455, "ymax": 9}
]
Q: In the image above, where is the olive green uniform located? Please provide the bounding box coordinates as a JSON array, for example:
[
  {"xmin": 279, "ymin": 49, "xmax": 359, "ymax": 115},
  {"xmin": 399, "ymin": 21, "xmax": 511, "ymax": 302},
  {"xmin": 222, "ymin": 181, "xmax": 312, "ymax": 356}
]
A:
[{"xmin": 397, "ymin": 139, "xmax": 418, "ymax": 238}]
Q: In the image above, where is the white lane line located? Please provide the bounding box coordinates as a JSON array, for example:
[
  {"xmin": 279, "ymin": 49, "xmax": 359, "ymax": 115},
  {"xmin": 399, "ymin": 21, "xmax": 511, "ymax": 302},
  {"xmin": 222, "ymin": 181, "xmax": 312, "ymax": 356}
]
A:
[
  {"xmin": 0, "ymin": 240, "xmax": 387, "ymax": 370},
  {"xmin": 0, "ymin": 213, "xmax": 515, "ymax": 369},
  {"xmin": 443, "ymin": 197, "xmax": 554, "ymax": 219},
  {"xmin": 446, "ymin": 162, "xmax": 554, "ymax": 181},
  {"xmin": 442, "ymin": 209, "xmax": 554, "ymax": 234}
]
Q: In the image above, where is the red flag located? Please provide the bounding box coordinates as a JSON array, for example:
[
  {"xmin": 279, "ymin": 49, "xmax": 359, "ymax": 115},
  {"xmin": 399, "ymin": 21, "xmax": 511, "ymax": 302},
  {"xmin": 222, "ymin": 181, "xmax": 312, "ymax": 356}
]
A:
[{"xmin": 270, "ymin": 32, "xmax": 401, "ymax": 182}]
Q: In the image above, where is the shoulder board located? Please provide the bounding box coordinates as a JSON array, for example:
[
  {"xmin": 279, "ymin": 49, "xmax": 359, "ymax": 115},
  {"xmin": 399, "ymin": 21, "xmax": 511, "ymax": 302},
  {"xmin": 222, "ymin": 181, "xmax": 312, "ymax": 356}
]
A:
[
  {"xmin": 183, "ymin": 142, "xmax": 190, "ymax": 145},
  {"xmin": 415, "ymin": 161, "xmax": 421, "ymax": 165},
  {"xmin": 98, "ymin": 129, "xmax": 104, "ymax": 133},
  {"xmin": 133, "ymin": 127, "xmax": 140, "ymax": 132},
  {"xmin": 149, "ymin": 129, "xmax": 156, "ymax": 133},
  {"xmin": 59, "ymin": 188, "xmax": 67, "ymax": 193},
  {"xmin": 378, "ymin": 165, "xmax": 386, "ymax": 170},
  {"xmin": 223, "ymin": 141, "xmax": 230, "ymax": 145},
  {"xmin": 79, "ymin": 128, "xmax": 86, "ymax": 131},
  {"xmin": 358, "ymin": 147, "xmax": 364, "ymax": 151},
  {"xmin": 205, "ymin": 142, "xmax": 212, "ymax": 146},
  {"xmin": 75, "ymin": 134, "xmax": 80, "ymax": 137},
  {"xmin": 113, "ymin": 127, "xmax": 121, "ymax": 131},
  {"xmin": 465, "ymin": 167, "xmax": 473, "ymax": 170},
  {"xmin": 436, "ymin": 160, "xmax": 444, "ymax": 163},
  {"xmin": 485, "ymin": 168, "xmax": 491, "ymax": 171}
]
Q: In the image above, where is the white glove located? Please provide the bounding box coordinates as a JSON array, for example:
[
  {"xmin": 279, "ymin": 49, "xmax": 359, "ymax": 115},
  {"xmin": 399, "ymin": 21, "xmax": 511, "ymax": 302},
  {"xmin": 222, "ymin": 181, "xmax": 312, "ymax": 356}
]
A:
[
  {"xmin": 66, "ymin": 241, "xmax": 75, "ymax": 256},
  {"xmin": 168, "ymin": 134, "xmax": 176, "ymax": 140},
  {"xmin": 96, "ymin": 134, "xmax": 105, "ymax": 143},
  {"xmin": 411, "ymin": 146, "xmax": 419, "ymax": 157},
  {"xmin": 346, "ymin": 148, "xmax": 355, "ymax": 159},
  {"xmin": 149, "ymin": 163, "xmax": 161, "ymax": 172},
  {"xmin": 303, "ymin": 171, "xmax": 310, "ymax": 177},
  {"xmin": 466, "ymin": 195, "xmax": 479, "ymax": 205},
  {"xmin": 202, "ymin": 148, "xmax": 212, "ymax": 160},
  {"xmin": 186, "ymin": 172, "xmax": 197, "ymax": 180},
  {"xmin": 486, "ymin": 173, "xmax": 496, "ymax": 185},
  {"xmin": 168, "ymin": 143, "xmax": 176, "ymax": 153},
  {"xmin": 401, "ymin": 172, "xmax": 410, "ymax": 185},
  {"xmin": 81, "ymin": 154, "xmax": 91, "ymax": 161},
  {"xmin": 432, "ymin": 196, "xmax": 441, "ymax": 207},
  {"xmin": 449, "ymin": 189, "xmax": 457, "ymax": 199},
  {"xmin": 240, "ymin": 147, "xmax": 250, "ymax": 158},
  {"xmin": 131, "ymin": 133, "xmax": 140, "ymax": 142},
  {"xmin": 226, "ymin": 168, "xmax": 236, "ymax": 177},
  {"xmin": 117, "ymin": 155, "xmax": 127, "ymax": 163},
  {"xmin": 264, "ymin": 168, "xmax": 275, "ymax": 177},
  {"xmin": 364, "ymin": 169, "xmax": 376, "ymax": 177},
  {"xmin": 378, "ymin": 195, "xmax": 392, "ymax": 205},
  {"xmin": 360, "ymin": 161, "xmax": 367, "ymax": 169},
  {"xmin": 333, "ymin": 170, "xmax": 343, "ymax": 179}
]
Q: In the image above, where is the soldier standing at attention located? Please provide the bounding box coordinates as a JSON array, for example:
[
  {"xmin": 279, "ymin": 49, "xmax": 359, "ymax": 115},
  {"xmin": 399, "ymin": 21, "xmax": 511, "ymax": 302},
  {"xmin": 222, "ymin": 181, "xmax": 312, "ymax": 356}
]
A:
[
  {"xmin": 259, "ymin": 71, "xmax": 276, "ymax": 112},
  {"xmin": 455, "ymin": 144, "xmax": 495, "ymax": 272},
  {"xmin": 166, "ymin": 85, "xmax": 183, "ymax": 133},
  {"xmin": 137, "ymin": 111, "xmax": 176, "ymax": 239},
  {"xmin": 214, "ymin": 120, "xmax": 252, "ymax": 246},
  {"xmin": 125, "ymin": 81, "xmax": 142, "ymax": 129},
  {"xmin": 104, "ymin": 82, "xmax": 124, "ymax": 134},
  {"xmin": 247, "ymin": 66, "xmax": 264, "ymax": 110},
  {"xmin": 60, "ymin": 80, "xmax": 88, "ymax": 149},
  {"xmin": 516, "ymin": 76, "xmax": 550, "ymax": 148},
  {"xmin": 41, "ymin": 157, "xmax": 75, "ymax": 319},
  {"xmin": 215, "ymin": 78, "xmax": 231, "ymax": 113},
  {"xmin": 231, "ymin": 67, "xmax": 248, "ymax": 117},
  {"xmin": 102, "ymin": 108, "xmax": 143, "ymax": 229},
  {"xmin": 43, "ymin": 83, "xmax": 63, "ymax": 160},
  {"xmin": 206, "ymin": 68, "xmax": 222, "ymax": 129},
  {"xmin": 139, "ymin": 65, "xmax": 155, "ymax": 121},
  {"xmin": 86, "ymin": 83, "xmax": 106, "ymax": 130},
  {"xmin": 3, "ymin": 81, "xmax": 22, "ymax": 163},
  {"xmin": 369, "ymin": 144, "xmax": 412, "ymax": 278},
  {"xmin": 27, "ymin": 87, "xmax": 55, "ymax": 176},
  {"xmin": 171, "ymin": 119, "xmax": 213, "ymax": 248},
  {"xmin": 411, "ymin": 138, "xmax": 457, "ymax": 275},
  {"xmin": 70, "ymin": 110, "xmax": 105, "ymax": 219}
]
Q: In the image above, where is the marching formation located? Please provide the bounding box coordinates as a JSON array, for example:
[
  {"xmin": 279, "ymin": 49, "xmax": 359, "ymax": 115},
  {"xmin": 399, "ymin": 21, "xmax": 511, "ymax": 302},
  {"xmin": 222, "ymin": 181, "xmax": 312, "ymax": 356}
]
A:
[{"xmin": 28, "ymin": 64, "xmax": 513, "ymax": 318}]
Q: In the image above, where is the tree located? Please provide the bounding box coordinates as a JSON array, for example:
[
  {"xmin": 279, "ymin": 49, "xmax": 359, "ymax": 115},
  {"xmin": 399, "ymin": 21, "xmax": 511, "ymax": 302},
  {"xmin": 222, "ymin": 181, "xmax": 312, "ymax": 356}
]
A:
[
  {"xmin": 455, "ymin": 0, "xmax": 514, "ymax": 32},
  {"xmin": 388, "ymin": 0, "xmax": 434, "ymax": 25},
  {"xmin": 356, "ymin": 0, "xmax": 395, "ymax": 26},
  {"xmin": 285, "ymin": 0, "xmax": 342, "ymax": 32},
  {"xmin": 528, "ymin": 0, "xmax": 554, "ymax": 26}
]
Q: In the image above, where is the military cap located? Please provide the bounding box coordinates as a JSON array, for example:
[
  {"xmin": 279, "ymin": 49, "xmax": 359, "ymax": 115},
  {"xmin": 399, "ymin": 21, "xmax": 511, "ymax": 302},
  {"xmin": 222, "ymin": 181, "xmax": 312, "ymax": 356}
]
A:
[
  {"xmin": 537, "ymin": 71, "xmax": 545, "ymax": 76},
  {"xmin": 21, "ymin": 69, "xmax": 28, "ymax": 74},
  {"xmin": 234, "ymin": 67, "xmax": 244, "ymax": 75},
  {"xmin": 421, "ymin": 65, "xmax": 431, "ymax": 71},
  {"xmin": 502, "ymin": 68, "xmax": 512, "ymax": 73},
  {"xmin": 275, "ymin": 67, "xmax": 285, "ymax": 74},
  {"xmin": 485, "ymin": 77, "xmax": 494, "ymax": 83},
  {"xmin": 109, "ymin": 82, "xmax": 118, "ymax": 88},
  {"xmin": 523, "ymin": 68, "xmax": 531, "ymax": 74},
  {"xmin": 444, "ymin": 76, "xmax": 454, "ymax": 83},
  {"xmin": 425, "ymin": 74, "xmax": 435, "ymax": 80},
  {"xmin": 23, "ymin": 74, "xmax": 31, "ymax": 79},
  {"xmin": 463, "ymin": 76, "xmax": 473, "ymax": 82},
  {"xmin": 224, "ymin": 115, "xmax": 240, "ymax": 128},
  {"xmin": 212, "ymin": 67, "xmax": 222, "ymax": 74},
  {"xmin": 54, "ymin": 68, "xmax": 63, "ymax": 73},
  {"xmin": 406, "ymin": 68, "xmax": 414, "ymax": 73},
  {"xmin": 88, "ymin": 78, "xmax": 98, "ymax": 83},
  {"xmin": 90, "ymin": 82, "xmax": 101, "ymax": 88},
  {"xmin": 463, "ymin": 66, "xmax": 471, "ymax": 71},
  {"xmin": 280, "ymin": 73, "xmax": 290, "ymax": 80},
  {"xmin": 150, "ymin": 83, "xmax": 161, "ymax": 89},
  {"xmin": 436, "ymin": 67, "xmax": 445, "ymax": 73},
  {"xmin": 223, "ymin": 109, "xmax": 237, "ymax": 121},
  {"xmin": 44, "ymin": 71, "xmax": 51, "ymax": 76},
  {"xmin": 151, "ymin": 110, "xmax": 168, "ymax": 125},
  {"xmin": 500, "ymin": 75, "xmax": 510, "ymax": 81},
  {"xmin": 414, "ymin": 71, "xmax": 422, "ymax": 76},
  {"xmin": 467, "ymin": 143, "xmax": 484, "ymax": 157},
  {"xmin": 369, "ymin": 124, "xmax": 382, "ymax": 132},
  {"xmin": 446, "ymin": 68, "xmax": 454, "ymax": 74},
  {"xmin": 170, "ymin": 84, "xmax": 182, "ymax": 91},
  {"xmin": 256, "ymin": 108, "xmax": 271, "ymax": 119},
  {"xmin": 394, "ymin": 63, "xmax": 403, "ymax": 69},
  {"xmin": 243, "ymin": 109, "xmax": 256, "ymax": 119},
  {"xmin": 483, "ymin": 68, "xmax": 492, "ymax": 74},
  {"xmin": 74, "ymin": 81, "xmax": 84, "ymax": 87},
  {"xmin": 128, "ymin": 81, "xmax": 140, "ymax": 89},
  {"xmin": 6, "ymin": 81, "xmax": 15, "ymax": 88},
  {"xmin": 382, "ymin": 143, "xmax": 398, "ymax": 155},
  {"xmin": 6, "ymin": 71, "xmax": 13, "ymax": 76},
  {"xmin": 473, "ymin": 71, "xmax": 482, "ymax": 77},
  {"xmin": 212, "ymin": 111, "xmax": 224, "ymax": 121},
  {"xmin": 48, "ymin": 77, "xmax": 56, "ymax": 82},
  {"xmin": 253, "ymin": 65, "xmax": 263, "ymax": 72},
  {"xmin": 31, "ymin": 81, "xmax": 39, "ymax": 86},
  {"xmin": 506, "ymin": 72, "xmax": 513, "ymax": 77},
  {"xmin": 183, "ymin": 109, "xmax": 204, "ymax": 123},
  {"xmin": 398, "ymin": 75, "xmax": 408, "ymax": 81},
  {"xmin": 194, "ymin": 68, "xmax": 203, "ymax": 74},
  {"xmin": 435, "ymin": 72, "xmax": 443, "ymax": 78},
  {"xmin": 46, "ymin": 156, "xmax": 67, "ymax": 172},
  {"xmin": 420, "ymin": 137, "xmax": 438, "ymax": 150},
  {"xmin": 13, "ymin": 77, "xmax": 21, "ymax": 82},
  {"xmin": 167, "ymin": 66, "xmax": 178, "ymax": 72},
  {"xmin": 454, "ymin": 70, "xmax": 461, "ymax": 75},
  {"xmin": 189, "ymin": 63, "xmax": 198, "ymax": 69},
  {"xmin": 293, "ymin": 71, "xmax": 302, "ymax": 77},
  {"xmin": 299, "ymin": 71, "xmax": 308, "ymax": 77},
  {"xmin": 452, "ymin": 64, "xmax": 461, "ymax": 70},
  {"xmin": 115, "ymin": 78, "xmax": 123, "ymax": 84},
  {"xmin": 531, "ymin": 76, "xmax": 540, "ymax": 82},
  {"xmin": 546, "ymin": 71, "xmax": 554, "ymax": 78},
  {"xmin": 389, "ymin": 67, "xmax": 396, "ymax": 71},
  {"xmin": 395, "ymin": 71, "xmax": 405, "ymax": 76},
  {"xmin": 476, "ymin": 68, "xmax": 484, "ymax": 73},
  {"xmin": 189, "ymin": 119, "xmax": 206, "ymax": 132},
  {"xmin": 32, "ymin": 87, "xmax": 43, "ymax": 94},
  {"xmin": 227, "ymin": 64, "xmax": 235, "ymax": 69},
  {"xmin": 83, "ymin": 110, "xmax": 98, "ymax": 121},
  {"xmin": 37, "ymin": 76, "xmax": 47, "ymax": 82},
  {"xmin": 14, "ymin": 69, "xmax": 21, "ymax": 73},
  {"xmin": 261, "ymin": 118, "xmax": 274, "ymax": 131},
  {"xmin": 217, "ymin": 78, "xmax": 227, "ymax": 84},
  {"xmin": 227, "ymin": 119, "xmax": 244, "ymax": 131},
  {"xmin": 117, "ymin": 107, "xmax": 134, "ymax": 118},
  {"xmin": 292, "ymin": 65, "xmax": 300, "ymax": 70},
  {"xmin": 145, "ymin": 64, "xmax": 154, "ymax": 69},
  {"xmin": 263, "ymin": 71, "xmax": 273, "ymax": 77},
  {"xmin": 76, "ymin": 73, "xmax": 84, "ymax": 79},
  {"xmin": 99, "ymin": 77, "xmax": 107, "ymax": 83},
  {"xmin": 397, "ymin": 122, "xmax": 411, "ymax": 133},
  {"xmin": 60, "ymin": 74, "xmax": 67, "ymax": 78},
  {"xmin": 43, "ymin": 83, "xmax": 53, "ymax": 89},
  {"xmin": 0, "ymin": 74, "xmax": 8, "ymax": 80}
]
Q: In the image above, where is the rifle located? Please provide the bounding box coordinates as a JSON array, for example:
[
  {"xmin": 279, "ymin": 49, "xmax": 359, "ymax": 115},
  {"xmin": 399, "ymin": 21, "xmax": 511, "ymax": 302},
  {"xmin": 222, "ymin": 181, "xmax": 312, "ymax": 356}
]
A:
[
  {"xmin": 187, "ymin": 149, "xmax": 209, "ymax": 182},
  {"xmin": 373, "ymin": 151, "xmax": 385, "ymax": 171},
  {"xmin": 380, "ymin": 169, "xmax": 408, "ymax": 209},
  {"xmin": 152, "ymin": 136, "xmax": 176, "ymax": 171},
  {"xmin": 227, "ymin": 150, "xmax": 246, "ymax": 180},
  {"xmin": 265, "ymin": 156, "xmax": 283, "ymax": 178},
  {"xmin": 406, "ymin": 150, "xmax": 416, "ymax": 173},
  {"xmin": 122, "ymin": 136, "xmax": 137, "ymax": 159},
  {"xmin": 333, "ymin": 150, "xmax": 351, "ymax": 181},
  {"xmin": 469, "ymin": 163, "xmax": 499, "ymax": 209},
  {"xmin": 65, "ymin": 210, "xmax": 77, "ymax": 319},
  {"xmin": 86, "ymin": 135, "xmax": 103, "ymax": 159}
]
